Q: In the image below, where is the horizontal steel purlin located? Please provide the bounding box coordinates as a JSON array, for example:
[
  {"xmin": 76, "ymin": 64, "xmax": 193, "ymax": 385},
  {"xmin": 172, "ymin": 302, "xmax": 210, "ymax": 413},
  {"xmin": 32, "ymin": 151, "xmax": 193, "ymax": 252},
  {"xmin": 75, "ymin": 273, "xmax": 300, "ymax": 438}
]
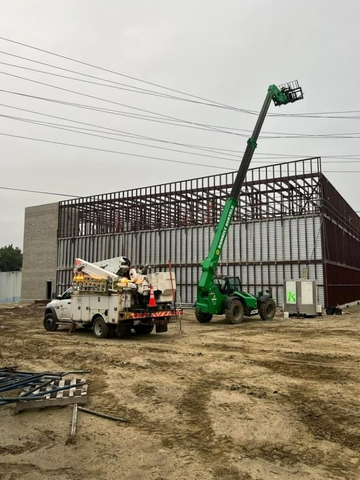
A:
[{"xmin": 58, "ymin": 158, "xmax": 323, "ymax": 237}]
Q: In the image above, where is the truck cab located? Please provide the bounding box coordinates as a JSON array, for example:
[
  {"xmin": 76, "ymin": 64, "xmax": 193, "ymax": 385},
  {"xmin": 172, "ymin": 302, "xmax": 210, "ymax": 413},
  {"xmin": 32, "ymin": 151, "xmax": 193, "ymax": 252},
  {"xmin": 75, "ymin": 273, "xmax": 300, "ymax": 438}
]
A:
[{"xmin": 45, "ymin": 288, "xmax": 73, "ymax": 323}]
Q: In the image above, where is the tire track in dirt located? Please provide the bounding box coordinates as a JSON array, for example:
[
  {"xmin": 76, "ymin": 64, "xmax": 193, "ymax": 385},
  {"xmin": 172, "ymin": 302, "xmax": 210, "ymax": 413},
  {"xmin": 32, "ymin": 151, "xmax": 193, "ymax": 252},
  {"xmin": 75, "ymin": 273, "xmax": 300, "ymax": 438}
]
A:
[
  {"xmin": 96, "ymin": 368, "xmax": 245, "ymax": 479},
  {"xmin": 2, "ymin": 305, "xmax": 360, "ymax": 479},
  {"xmin": 254, "ymin": 358, "xmax": 351, "ymax": 382},
  {"xmin": 291, "ymin": 391, "xmax": 360, "ymax": 451}
]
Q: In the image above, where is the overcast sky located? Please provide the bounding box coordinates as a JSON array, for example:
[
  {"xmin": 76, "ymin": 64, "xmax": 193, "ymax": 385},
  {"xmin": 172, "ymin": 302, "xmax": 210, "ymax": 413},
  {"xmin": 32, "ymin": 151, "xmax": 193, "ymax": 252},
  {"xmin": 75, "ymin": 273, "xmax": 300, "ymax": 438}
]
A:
[{"xmin": 0, "ymin": 0, "xmax": 359, "ymax": 248}]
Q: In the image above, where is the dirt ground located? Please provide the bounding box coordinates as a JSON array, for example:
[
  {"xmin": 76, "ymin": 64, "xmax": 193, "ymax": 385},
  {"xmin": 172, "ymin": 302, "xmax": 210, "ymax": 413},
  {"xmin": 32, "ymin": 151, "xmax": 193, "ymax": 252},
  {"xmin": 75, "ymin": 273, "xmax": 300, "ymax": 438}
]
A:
[{"xmin": 0, "ymin": 304, "xmax": 360, "ymax": 480}]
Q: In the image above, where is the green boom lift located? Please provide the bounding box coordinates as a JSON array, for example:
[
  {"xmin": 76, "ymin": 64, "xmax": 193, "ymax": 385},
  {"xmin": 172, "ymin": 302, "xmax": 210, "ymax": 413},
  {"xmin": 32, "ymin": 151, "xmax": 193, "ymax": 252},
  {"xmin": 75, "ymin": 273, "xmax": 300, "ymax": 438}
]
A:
[{"xmin": 195, "ymin": 81, "xmax": 304, "ymax": 324}]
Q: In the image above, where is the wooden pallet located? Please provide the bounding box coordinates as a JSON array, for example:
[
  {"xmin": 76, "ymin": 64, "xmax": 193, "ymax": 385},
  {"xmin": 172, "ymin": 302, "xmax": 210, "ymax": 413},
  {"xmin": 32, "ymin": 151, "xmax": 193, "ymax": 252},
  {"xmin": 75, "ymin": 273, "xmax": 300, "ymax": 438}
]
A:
[{"xmin": 16, "ymin": 378, "xmax": 88, "ymax": 412}]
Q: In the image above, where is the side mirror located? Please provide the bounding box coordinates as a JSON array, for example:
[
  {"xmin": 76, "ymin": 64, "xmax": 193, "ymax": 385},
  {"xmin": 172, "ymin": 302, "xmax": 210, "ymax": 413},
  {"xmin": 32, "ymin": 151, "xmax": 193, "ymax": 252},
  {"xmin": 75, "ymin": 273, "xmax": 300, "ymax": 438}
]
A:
[{"xmin": 56, "ymin": 295, "xmax": 62, "ymax": 300}]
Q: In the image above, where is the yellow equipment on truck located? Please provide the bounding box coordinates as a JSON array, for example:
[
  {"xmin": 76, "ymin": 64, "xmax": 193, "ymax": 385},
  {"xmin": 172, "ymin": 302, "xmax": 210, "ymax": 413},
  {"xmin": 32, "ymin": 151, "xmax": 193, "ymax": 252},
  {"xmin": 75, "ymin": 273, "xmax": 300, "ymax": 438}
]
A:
[{"xmin": 44, "ymin": 256, "xmax": 182, "ymax": 338}]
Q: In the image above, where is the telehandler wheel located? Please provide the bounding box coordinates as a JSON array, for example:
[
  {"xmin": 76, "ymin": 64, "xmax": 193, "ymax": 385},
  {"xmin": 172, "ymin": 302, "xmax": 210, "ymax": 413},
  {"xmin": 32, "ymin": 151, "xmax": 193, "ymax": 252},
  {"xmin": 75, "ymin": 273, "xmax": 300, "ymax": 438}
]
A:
[
  {"xmin": 195, "ymin": 310, "xmax": 213, "ymax": 323},
  {"xmin": 225, "ymin": 299, "xmax": 244, "ymax": 324},
  {"xmin": 93, "ymin": 317, "xmax": 110, "ymax": 338},
  {"xmin": 259, "ymin": 298, "xmax": 276, "ymax": 321},
  {"xmin": 134, "ymin": 324, "xmax": 154, "ymax": 335},
  {"xmin": 44, "ymin": 313, "xmax": 58, "ymax": 332}
]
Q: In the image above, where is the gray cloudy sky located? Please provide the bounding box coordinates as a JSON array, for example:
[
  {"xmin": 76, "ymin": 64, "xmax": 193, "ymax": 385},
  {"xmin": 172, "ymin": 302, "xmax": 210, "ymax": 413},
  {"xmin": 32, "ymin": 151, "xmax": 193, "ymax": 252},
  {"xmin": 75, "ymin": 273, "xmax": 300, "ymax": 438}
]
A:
[{"xmin": 0, "ymin": 0, "xmax": 359, "ymax": 248}]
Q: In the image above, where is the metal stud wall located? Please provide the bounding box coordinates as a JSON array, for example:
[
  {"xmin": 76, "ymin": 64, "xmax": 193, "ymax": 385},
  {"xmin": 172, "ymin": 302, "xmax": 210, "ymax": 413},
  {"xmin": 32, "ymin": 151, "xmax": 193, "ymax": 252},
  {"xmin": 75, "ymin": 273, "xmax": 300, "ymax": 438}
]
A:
[
  {"xmin": 56, "ymin": 157, "xmax": 360, "ymax": 307},
  {"xmin": 57, "ymin": 215, "xmax": 324, "ymax": 306}
]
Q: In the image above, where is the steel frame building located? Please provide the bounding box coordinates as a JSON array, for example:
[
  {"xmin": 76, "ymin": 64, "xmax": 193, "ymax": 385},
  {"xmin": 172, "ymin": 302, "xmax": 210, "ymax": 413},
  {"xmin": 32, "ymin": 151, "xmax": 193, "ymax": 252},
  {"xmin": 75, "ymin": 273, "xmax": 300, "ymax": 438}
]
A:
[{"xmin": 51, "ymin": 157, "xmax": 360, "ymax": 308}]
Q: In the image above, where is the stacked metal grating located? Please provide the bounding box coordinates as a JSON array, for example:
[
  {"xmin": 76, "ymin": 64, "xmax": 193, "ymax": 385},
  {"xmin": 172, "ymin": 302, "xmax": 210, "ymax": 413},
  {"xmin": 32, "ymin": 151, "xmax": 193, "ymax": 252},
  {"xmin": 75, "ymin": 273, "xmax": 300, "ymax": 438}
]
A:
[{"xmin": 0, "ymin": 367, "xmax": 89, "ymax": 409}]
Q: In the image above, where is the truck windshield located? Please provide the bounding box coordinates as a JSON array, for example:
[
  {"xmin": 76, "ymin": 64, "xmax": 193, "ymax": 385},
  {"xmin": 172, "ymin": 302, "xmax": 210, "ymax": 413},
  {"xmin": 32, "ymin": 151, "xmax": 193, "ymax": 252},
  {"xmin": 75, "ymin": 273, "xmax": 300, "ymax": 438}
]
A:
[{"xmin": 61, "ymin": 288, "xmax": 73, "ymax": 300}]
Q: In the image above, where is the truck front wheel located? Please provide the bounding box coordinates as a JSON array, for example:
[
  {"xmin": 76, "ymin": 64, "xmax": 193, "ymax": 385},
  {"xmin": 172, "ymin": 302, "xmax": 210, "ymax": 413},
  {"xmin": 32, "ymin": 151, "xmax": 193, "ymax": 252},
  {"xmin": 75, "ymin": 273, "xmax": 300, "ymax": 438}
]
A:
[
  {"xmin": 44, "ymin": 313, "xmax": 58, "ymax": 332},
  {"xmin": 259, "ymin": 298, "xmax": 276, "ymax": 321},
  {"xmin": 93, "ymin": 317, "xmax": 110, "ymax": 338},
  {"xmin": 225, "ymin": 299, "xmax": 244, "ymax": 324},
  {"xmin": 195, "ymin": 310, "xmax": 213, "ymax": 323}
]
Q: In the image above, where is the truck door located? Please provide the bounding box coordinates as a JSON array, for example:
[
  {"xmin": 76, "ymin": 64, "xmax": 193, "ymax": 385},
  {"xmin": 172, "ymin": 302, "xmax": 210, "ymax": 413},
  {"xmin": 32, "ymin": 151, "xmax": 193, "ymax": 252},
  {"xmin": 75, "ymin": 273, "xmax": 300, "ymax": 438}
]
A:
[
  {"xmin": 58, "ymin": 288, "xmax": 72, "ymax": 320},
  {"xmin": 71, "ymin": 295, "xmax": 90, "ymax": 322}
]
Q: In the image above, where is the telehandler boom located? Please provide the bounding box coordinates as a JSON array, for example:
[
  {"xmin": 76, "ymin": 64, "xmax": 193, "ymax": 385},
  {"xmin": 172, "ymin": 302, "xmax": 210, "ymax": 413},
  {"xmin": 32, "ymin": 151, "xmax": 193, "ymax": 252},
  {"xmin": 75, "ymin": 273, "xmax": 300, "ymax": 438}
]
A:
[{"xmin": 195, "ymin": 81, "xmax": 304, "ymax": 324}]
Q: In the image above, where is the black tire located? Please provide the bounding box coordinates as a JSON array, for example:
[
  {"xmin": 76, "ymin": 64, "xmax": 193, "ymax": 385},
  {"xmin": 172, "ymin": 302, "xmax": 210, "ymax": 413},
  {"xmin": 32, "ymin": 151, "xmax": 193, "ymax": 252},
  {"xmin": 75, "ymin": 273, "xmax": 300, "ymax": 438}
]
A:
[
  {"xmin": 134, "ymin": 324, "xmax": 154, "ymax": 335},
  {"xmin": 92, "ymin": 317, "xmax": 110, "ymax": 338},
  {"xmin": 259, "ymin": 298, "xmax": 276, "ymax": 321},
  {"xmin": 44, "ymin": 313, "xmax": 58, "ymax": 332},
  {"xmin": 225, "ymin": 299, "xmax": 244, "ymax": 324},
  {"xmin": 195, "ymin": 310, "xmax": 213, "ymax": 323}
]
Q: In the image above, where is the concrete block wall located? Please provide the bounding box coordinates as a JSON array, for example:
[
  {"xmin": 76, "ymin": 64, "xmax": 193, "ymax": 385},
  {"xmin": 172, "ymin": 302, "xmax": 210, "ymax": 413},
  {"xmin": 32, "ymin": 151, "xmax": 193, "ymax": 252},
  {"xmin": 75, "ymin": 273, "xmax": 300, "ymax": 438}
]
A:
[{"xmin": 21, "ymin": 203, "xmax": 59, "ymax": 302}]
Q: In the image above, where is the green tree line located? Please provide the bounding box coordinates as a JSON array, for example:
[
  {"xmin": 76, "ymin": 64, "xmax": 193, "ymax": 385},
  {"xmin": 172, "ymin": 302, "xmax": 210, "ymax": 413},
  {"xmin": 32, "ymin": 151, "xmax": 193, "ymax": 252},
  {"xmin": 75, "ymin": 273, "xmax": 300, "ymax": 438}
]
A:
[{"xmin": 0, "ymin": 245, "xmax": 23, "ymax": 271}]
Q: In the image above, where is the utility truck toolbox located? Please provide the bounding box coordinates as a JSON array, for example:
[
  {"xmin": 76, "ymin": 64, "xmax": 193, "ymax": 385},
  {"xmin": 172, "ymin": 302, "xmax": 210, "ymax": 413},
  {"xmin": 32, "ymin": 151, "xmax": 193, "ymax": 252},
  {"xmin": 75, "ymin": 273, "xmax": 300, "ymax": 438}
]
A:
[{"xmin": 44, "ymin": 256, "xmax": 182, "ymax": 338}]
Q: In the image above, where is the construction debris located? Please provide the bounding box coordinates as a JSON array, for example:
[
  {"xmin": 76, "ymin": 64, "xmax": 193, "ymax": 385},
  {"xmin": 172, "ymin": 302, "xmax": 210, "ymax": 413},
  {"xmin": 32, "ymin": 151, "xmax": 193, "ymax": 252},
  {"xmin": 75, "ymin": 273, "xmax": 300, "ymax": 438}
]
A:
[
  {"xmin": 78, "ymin": 406, "xmax": 129, "ymax": 423},
  {"xmin": 0, "ymin": 367, "xmax": 89, "ymax": 411},
  {"xmin": 71, "ymin": 404, "xmax": 78, "ymax": 439}
]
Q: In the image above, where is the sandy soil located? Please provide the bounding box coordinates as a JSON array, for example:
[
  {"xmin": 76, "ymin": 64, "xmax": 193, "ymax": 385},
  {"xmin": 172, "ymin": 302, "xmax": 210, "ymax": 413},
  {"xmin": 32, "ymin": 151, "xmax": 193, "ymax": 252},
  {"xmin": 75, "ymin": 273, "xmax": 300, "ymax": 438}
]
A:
[{"xmin": 0, "ymin": 304, "xmax": 360, "ymax": 480}]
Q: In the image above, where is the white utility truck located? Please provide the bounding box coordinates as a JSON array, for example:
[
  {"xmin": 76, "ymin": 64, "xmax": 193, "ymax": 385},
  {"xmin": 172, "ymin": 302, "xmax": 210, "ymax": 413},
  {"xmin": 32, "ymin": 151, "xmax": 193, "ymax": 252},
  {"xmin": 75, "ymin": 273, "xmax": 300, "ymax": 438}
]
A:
[{"xmin": 44, "ymin": 256, "xmax": 182, "ymax": 338}]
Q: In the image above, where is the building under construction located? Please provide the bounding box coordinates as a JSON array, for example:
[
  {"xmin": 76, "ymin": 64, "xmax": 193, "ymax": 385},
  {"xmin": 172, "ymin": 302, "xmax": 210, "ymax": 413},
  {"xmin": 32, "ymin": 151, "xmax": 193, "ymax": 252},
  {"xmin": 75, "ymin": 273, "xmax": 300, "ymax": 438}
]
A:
[{"xmin": 21, "ymin": 157, "xmax": 360, "ymax": 307}]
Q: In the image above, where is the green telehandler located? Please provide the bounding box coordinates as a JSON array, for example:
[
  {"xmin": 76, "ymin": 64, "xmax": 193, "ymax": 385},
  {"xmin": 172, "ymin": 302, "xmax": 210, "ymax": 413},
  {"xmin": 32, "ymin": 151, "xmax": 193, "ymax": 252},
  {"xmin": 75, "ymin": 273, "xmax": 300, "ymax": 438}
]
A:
[{"xmin": 195, "ymin": 81, "xmax": 304, "ymax": 324}]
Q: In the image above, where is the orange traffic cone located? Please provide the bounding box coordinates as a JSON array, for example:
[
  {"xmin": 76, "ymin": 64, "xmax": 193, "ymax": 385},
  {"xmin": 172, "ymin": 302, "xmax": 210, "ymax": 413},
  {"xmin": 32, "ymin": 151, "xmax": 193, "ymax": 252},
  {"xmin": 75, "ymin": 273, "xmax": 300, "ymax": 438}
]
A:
[{"xmin": 148, "ymin": 284, "xmax": 157, "ymax": 308}]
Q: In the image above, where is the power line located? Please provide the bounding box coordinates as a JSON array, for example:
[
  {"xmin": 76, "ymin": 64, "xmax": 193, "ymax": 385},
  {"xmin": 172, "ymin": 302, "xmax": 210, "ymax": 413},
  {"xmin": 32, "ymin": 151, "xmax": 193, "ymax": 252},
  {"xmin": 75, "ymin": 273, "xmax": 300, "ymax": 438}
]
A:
[
  {"xmin": 1, "ymin": 93, "xmax": 360, "ymax": 164},
  {"xmin": 0, "ymin": 70, "xmax": 244, "ymax": 137},
  {"xmin": 0, "ymin": 113, "xmax": 242, "ymax": 163},
  {"xmin": 0, "ymin": 36, "xmax": 255, "ymax": 114},
  {"xmin": 2, "ymin": 65, "xmax": 360, "ymax": 139},
  {"xmin": 269, "ymin": 111, "xmax": 360, "ymax": 119},
  {"xmin": 1, "ymin": 129, "xmax": 360, "ymax": 173},
  {"xmin": 0, "ymin": 58, "xmax": 199, "ymax": 103},
  {"xmin": 0, "ymin": 75, "xmax": 359, "ymax": 163},
  {"xmin": 4, "ymin": 113, "xmax": 360, "ymax": 166},
  {"xmin": 0, "ymin": 101, "xmax": 252, "ymax": 158},
  {"xmin": 0, "ymin": 85, "xmax": 275, "ymax": 138},
  {"xmin": 8, "ymin": 52, "xmax": 358, "ymax": 133},
  {"xmin": 0, "ymin": 88, "xmax": 299, "ymax": 149},
  {"xmin": 0, "ymin": 74, "xmax": 246, "ymax": 137},
  {"xmin": 0, "ymin": 131, "xmax": 238, "ymax": 170},
  {"xmin": 0, "ymin": 98, "xmax": 321, "ymax": 160},
  {"xmin": 0, "ymin": 185, "xmax": 78, "ymax": 197},
  {"xmin": 1, "ymin": 100, "xmax": 360, "ymax": 164},
  {"xmin": 0, "ymin": 100, "xmax": 251, "ymax": 159},
  {"xmin": 0, "ymin": 87, "xmax": 214, "ymax": 128},
  {"xmin": 0, "ymin": 51, "xmax": 245, "ymax": 110},
  {"xmin": 262, "ymin": 133, "xmax": 360, "ymax": 139},
  {"xmin": 2, "ymin": 87, "xmax": 360, "ymax": 161},
  {"xmin": 0, "ymin": 59, "xmax": 168, "ymax": 95},
  {"xmin": 2, "ymin": 36, "xmax": 360, "ymax": 121}
]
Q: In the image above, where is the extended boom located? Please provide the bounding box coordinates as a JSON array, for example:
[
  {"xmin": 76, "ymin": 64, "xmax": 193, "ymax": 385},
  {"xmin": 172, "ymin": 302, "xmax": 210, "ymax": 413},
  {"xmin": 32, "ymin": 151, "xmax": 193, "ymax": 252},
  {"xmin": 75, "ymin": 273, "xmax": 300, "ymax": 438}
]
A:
[{"xmin": 195, "ymin": 81, "xmax": 304, "ymax": 324}]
